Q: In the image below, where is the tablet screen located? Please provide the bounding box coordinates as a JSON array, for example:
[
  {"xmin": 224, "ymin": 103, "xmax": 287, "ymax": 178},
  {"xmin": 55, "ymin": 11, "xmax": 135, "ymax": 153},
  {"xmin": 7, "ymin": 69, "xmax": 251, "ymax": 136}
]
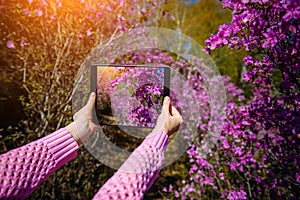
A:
[{"xmin": 91, "ymin": 64, "xmax": 170, "ymax": 128}]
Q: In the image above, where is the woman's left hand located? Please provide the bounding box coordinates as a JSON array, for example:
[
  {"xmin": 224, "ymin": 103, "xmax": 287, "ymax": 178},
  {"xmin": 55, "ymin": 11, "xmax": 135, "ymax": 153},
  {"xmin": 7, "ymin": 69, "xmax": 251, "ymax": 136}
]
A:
[{"xmin": 65, "ymin": 92, "xmax": 100, "ymax": 145}]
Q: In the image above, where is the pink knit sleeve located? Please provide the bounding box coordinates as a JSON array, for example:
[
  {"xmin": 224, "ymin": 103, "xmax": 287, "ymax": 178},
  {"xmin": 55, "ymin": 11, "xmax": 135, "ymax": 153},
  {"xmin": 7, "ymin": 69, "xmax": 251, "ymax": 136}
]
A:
[
  {"xmin": 93, "ymin": 130, "xmax": 168, "ymax": 200},
  {"xmin": 0, "ymin": 128, "xmax": 79, "ymax": 199}
]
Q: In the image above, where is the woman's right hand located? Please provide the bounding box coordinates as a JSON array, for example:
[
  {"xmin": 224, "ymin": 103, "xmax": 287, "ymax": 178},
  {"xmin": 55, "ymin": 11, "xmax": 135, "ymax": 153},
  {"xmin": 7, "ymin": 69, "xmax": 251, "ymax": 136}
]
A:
[{"xmin": 154, "ymin": 96, "xmax": 183, "ymax": 136}]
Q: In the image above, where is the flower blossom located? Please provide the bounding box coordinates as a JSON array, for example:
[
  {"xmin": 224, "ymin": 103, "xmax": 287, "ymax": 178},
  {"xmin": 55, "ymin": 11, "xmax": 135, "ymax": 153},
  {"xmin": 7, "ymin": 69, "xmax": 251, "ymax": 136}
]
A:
[{"xmin": 6, "ymin": 41, "xmax": 15, "ymax": 49}]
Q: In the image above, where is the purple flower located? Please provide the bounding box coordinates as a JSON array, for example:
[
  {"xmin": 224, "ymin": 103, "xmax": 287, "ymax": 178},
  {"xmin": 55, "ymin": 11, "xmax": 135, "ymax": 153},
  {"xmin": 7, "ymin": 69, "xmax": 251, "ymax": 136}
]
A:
[
  {"xmin": 162, "ymin": 187, "xmax": 167, "ymax": 192},
  {"xmin": 221, "ymin": 137, "xmax": 230, "ymax": 149},
  {"xmin": 296, "ymin": 173, "xmax": 300, "ymax": 183},
  {"xmin": 168, "ymin": 184, "xmax": 173, "ymax": 192},
  {"xmin": 282, "ymin": 1, "xmax": 300, "ymax": 21},
  {"xmin": 243, "ymin": 55, "xmax": 253, "ymax": 66},
  {"xmin": 141, "ymin": 8, "xmax": 146, "ymax": 15},
  {"xmin": 219, "ymin": 173, "xmax": 224, "ymax": 180},
  {"xmin": 6, "ymin": 41, "xmax": 15, "ymax": 49},
  {"xmin": 106, "ymin": 5, "xmax": 112, "ymax": 11},
  {"xmin": 23, "ymin": 8, "xmax": 31, "ymax": 16},
  {"xmin": 227, "ymin": 189, "xmax": 247, "ymax": 200},
  {"xmin": 242, "ymin": 72, "xmax": 251, "ymax": 82},
  {"xmin": 230, "ymin": 162, "xmax": 238, "ymax": 171},
  {"xmin": 86, "ymin": 29, "xmax": 92, "ymax": 36},
  {"xmin": 20, "ymin": 40, "xmax": 26, "ymax": 48},
  {"xmin": 36, "ymin": 9, "xmax": 43, "ymax": 16}
]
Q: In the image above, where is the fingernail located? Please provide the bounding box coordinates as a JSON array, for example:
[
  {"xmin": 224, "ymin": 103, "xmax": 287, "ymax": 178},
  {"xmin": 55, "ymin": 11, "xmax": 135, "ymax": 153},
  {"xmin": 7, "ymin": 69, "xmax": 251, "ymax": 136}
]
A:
[
  {"xmin": 165, "ymin": 96, "xmax": 169, "ymax": 102},
  {"xmin": 91, "ymin": 92, "xmax": 95, "ymax": 97}
]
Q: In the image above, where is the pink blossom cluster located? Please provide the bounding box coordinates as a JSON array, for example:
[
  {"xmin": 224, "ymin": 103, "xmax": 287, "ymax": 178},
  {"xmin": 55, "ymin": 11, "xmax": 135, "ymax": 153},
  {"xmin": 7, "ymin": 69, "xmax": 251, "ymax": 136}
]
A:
[{"xmin": 110, "ymin": 67, "xmax": 164, "ymax": 127}]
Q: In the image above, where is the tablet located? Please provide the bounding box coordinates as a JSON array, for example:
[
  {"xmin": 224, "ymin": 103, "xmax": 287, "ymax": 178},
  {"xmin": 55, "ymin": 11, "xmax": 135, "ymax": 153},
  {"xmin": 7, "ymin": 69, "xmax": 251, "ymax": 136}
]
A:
[{"xmin": 91, "ymin": 64, "xmax": 170, "ymax": 128}]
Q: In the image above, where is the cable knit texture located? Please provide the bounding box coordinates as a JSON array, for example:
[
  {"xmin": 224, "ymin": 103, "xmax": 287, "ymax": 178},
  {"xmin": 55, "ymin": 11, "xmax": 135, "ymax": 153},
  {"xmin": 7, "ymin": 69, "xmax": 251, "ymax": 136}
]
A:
[
  {"xmin": 93, "ymin": 130, "xmax": 168, "ymax": 200},
  {"xmin": 0, "ymin": 128, "xmax": 79, "ymax": 199},
  {"xmin": 0, "ymin": 129, "xmax": 168, "ymax": 200}
]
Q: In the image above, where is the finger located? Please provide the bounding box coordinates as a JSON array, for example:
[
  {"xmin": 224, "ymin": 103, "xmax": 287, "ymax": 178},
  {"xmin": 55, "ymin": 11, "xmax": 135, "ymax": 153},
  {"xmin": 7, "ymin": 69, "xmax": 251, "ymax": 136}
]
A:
[
  {"xmin": 171, "ymin": 106, "xmax": 181, "ymax": 117},
  {"xmin": 162, "ymin": 96, "xmax": 170, "ymax": 113},
  {"xmin": 86, "ymin": 92, "xmax": 96, "ymax": 111},
  {"xmin": 73, "ymin": 113, "xmax": 77, "ymax": 120}
]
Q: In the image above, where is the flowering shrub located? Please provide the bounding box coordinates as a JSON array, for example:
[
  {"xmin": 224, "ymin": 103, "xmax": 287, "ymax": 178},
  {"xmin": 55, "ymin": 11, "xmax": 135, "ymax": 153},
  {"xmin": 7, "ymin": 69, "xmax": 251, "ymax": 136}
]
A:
[{"xmin": 163, "ymin": 0, "xmax": 300, "ymax": 199}]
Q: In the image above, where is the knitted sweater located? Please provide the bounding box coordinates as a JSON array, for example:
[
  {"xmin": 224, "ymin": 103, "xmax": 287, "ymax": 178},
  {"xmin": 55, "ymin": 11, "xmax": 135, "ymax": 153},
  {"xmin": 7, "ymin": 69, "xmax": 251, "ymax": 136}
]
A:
[{"xmin": 0, "ymin": 128, "xmax": 168, "ymax": 199}]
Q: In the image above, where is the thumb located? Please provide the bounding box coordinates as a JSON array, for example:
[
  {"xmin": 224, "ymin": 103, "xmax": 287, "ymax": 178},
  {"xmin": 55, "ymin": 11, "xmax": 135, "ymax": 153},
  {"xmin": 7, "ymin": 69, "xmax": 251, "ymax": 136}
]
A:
[
  {"xmin": 162, "ymin": 96, "xmax": 170, "ymax": 113},
  {"xmin": 86, "ymin": 92, "xmax": 96, "ymax": 111}
]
